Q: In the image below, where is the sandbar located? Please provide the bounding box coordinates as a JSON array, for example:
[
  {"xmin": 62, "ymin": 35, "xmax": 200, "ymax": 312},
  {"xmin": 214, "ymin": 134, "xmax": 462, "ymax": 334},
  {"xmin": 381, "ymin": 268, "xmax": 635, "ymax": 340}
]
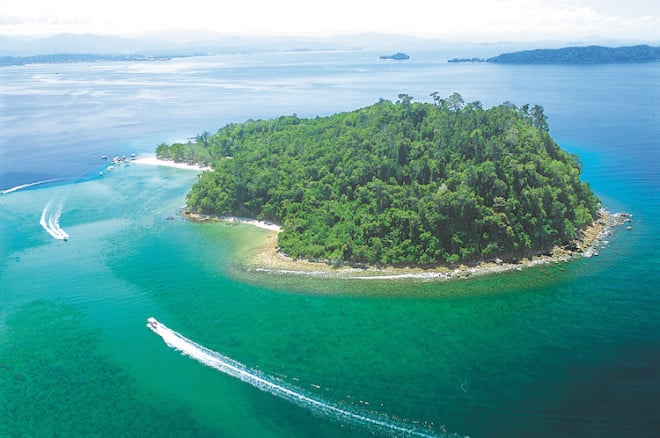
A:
[
  {"xmin": 183, "ymin": 212, "xmax": 281, "ymax": 231},
  {"xmin": 133, "ymin": 155, "xmax": 213, "ymax": 171}
]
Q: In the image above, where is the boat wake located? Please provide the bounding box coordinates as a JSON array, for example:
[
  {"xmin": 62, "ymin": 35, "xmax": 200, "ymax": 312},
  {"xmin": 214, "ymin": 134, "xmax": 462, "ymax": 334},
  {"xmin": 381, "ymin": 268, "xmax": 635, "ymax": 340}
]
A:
[
  {"xmin": 40, "ymin": 200, "xmax": 69, "ymax": 240},
  {"xmin": 1, "ymin": 178, "xmax": 59, "ymax": 195},
  {"xmin": 147, "ymin": 317, "xmax": 447, "ymax": 437}
]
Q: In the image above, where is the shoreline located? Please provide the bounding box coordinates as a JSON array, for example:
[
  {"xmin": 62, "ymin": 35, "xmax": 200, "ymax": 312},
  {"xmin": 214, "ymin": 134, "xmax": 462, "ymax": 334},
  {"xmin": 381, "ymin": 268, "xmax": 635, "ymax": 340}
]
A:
[
  {"xmin": 133, "ymin": 155, "xmax": 213, "ymax": 172},
  {"xmin": 185, "ymin": 208, "xmax": 631, "ymax": 281},
  {"xmin": 183, "ymin": 212, "xmax": 282, "ymax": 232}
]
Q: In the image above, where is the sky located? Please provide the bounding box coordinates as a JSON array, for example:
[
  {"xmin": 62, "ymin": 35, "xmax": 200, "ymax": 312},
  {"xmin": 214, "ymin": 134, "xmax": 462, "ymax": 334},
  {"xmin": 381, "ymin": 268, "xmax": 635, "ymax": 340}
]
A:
[{"xmin": 1, "ymin": 0, "xmax": 659, "ymax": 42}]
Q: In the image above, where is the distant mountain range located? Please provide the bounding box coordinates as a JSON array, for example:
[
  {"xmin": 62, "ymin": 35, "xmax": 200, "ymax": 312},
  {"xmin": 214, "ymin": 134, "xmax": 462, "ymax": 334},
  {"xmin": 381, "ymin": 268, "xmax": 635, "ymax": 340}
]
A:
[
  {"xmin": 450, "ymin": 45, "xmax": 660, "ymax": 64},
  {"xmin": 3, "ymin": 34, "xmax": 658, "ymax": 67}
]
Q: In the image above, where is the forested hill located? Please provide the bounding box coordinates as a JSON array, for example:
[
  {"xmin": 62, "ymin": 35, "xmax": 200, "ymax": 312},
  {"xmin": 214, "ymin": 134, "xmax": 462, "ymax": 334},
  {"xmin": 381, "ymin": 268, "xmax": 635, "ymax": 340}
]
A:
[
  {"xmin": 159, "ymin": 93, "xmax": 600, "ymax": 266},
  {"xmin": 487, "ymin": 45, "xmax": 660, "ymax": 64}
]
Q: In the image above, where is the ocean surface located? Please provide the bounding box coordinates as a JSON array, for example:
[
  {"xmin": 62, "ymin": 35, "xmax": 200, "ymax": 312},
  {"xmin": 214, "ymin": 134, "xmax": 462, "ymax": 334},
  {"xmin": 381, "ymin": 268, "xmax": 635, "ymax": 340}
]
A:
[{"xmin": 1, "ymin": 49, "xmax": 659, "ymax": 437}]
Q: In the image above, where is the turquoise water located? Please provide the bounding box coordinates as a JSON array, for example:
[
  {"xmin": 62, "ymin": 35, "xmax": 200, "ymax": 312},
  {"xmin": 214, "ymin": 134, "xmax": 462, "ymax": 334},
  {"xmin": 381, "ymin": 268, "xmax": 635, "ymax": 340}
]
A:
[{"xmin": 1, "ymin": 51, "xmax": 659, "ymax": 437}]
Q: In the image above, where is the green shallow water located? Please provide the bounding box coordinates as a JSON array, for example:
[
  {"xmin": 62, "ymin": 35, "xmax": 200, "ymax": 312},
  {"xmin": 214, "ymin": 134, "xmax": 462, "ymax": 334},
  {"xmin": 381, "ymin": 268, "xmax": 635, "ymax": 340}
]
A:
[{"xmin": 1, "ymin": 163, "xmax": 658, "ymax": 437}]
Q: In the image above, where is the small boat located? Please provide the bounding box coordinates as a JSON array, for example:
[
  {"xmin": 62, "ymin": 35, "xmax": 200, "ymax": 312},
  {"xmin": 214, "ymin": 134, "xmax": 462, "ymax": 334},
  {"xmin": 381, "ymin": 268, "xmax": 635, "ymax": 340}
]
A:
[
  {"xmin": 101, "ymin": 155, "xmax": 108, "ymax": 160},
  {"xmin": 147, "ymin": 317, "xmax": 159, "ymax": 331}
]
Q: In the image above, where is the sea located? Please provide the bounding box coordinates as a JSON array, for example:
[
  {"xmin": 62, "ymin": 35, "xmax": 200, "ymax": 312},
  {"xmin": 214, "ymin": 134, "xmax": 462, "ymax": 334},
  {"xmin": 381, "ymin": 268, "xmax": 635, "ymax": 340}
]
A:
[{"xmin": 1, "ymin": 49, "xmax": 658, "ymax": 437}]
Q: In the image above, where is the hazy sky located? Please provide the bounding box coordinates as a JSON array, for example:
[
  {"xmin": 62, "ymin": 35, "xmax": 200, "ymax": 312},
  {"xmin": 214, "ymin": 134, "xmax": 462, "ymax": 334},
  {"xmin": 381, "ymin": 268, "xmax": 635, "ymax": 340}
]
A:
[{"xmin": 1, "ymin": 0, "xmax": 659, "ymax": 42}]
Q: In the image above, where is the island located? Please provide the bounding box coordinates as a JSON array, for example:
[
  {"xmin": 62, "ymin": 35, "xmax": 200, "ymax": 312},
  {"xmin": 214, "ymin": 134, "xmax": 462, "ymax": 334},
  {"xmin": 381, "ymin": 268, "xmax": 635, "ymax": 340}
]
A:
[
  {"xmin": 157, "ymin": 92, "xmax": 605, "ymax": 272},
  {"xmin": 486, "ymin": 45, "xmax": 660, "ymax": 64},
  {"xmin": 379, "ymin": 52, "xmax": 410, "ymax": 60}
]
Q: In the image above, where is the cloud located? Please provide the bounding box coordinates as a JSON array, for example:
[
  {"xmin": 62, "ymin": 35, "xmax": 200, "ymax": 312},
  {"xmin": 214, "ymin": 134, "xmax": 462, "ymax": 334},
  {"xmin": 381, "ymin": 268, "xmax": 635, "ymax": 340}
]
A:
[{"xmin": 1, "ymin": 0, "xmax": 658, "ymax": 41}]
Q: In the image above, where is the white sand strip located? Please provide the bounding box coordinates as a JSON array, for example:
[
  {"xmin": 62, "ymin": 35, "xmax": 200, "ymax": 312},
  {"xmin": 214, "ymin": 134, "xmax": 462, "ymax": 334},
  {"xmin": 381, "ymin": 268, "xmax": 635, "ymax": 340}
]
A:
[
  {"xmin": 133, "ymin": 155, "xmax": 213, "ymax": 171},
  {"xmin": 219, "ymin": 216, "xmax": 282, "ymax": 232},
  {"xmin": 184, "ymin": 212, "xmax": 282, "ymax": 232}
]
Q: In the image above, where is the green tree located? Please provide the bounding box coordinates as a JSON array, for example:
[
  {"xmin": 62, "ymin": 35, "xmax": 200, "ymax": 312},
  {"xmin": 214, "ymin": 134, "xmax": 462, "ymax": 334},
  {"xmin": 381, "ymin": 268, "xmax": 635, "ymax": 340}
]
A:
[{"xmin": 181, "ymin": 93, "xmax": 599, "ymax": 266}]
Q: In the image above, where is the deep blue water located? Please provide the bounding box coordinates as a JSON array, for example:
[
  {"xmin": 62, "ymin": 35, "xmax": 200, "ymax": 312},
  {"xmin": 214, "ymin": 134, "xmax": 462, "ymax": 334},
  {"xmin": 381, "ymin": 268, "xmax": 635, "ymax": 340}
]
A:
[{"xmin": 1, "ymin": 50, "xmax": 659, "ymax": 437}]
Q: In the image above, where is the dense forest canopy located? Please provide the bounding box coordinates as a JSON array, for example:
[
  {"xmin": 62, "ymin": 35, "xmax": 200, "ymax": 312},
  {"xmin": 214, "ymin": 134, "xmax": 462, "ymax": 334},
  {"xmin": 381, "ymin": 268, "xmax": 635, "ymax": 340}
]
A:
[
  {"xmin": 487, "ymin": 45, "xmax": 660, "ymax": 64},
  {"xmin": 158, "ymin": 93, "xmax": 600, "ymax": 266},
  {"xmin": 449, "ymin": 45, "xmax": 660, "ymax": 64}
]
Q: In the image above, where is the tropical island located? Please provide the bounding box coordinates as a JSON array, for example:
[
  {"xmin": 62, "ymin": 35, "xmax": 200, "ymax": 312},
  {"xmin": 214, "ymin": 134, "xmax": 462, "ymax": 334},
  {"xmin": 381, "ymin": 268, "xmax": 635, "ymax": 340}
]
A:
[
  {"xmin": 449, "ymin": 45, "xmax": 660, "ymax": 64},
  {"xmin": 156, "ymin": 93, "xmax": 608, "ymax": 274}
]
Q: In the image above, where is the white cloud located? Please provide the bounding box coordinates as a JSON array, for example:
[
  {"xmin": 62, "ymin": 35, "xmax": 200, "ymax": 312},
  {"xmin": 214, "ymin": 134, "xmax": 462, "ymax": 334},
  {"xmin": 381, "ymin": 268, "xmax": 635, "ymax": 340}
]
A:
[{"xmin": 1, "ymin": 0, "xmax": 659, "ymax": 41}]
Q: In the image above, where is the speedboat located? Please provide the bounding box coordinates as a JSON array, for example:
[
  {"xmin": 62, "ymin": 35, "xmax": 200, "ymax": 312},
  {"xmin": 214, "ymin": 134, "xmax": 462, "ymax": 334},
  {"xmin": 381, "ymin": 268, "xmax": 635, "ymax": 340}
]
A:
[{"xmin": 147, "ymin": 317, "xmax": 159, "ymax": 331}]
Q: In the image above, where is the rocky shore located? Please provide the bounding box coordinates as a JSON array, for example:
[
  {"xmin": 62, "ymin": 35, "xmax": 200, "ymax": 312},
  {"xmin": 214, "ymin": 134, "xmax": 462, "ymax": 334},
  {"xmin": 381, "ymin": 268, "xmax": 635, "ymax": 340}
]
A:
[{"xmin": 184, "ymin": 208, "xmax": 631, "ymax": 281}]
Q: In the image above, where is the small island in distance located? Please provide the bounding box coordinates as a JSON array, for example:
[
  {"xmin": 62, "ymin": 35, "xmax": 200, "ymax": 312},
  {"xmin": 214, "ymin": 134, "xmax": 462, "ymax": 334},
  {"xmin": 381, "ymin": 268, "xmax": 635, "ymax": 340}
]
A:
[
  {"xmin": 449, "ymin": 44, "xmax": 660, "ymax": 64},
  {"xmin": 379, "ymin": 52, "xmax": 410, "ymax": 60}
]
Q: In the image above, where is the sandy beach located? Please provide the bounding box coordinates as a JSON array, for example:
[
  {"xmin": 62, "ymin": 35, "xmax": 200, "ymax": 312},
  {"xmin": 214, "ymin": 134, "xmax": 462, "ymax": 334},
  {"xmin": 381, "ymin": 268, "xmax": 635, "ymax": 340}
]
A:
[
  {"xmin": 185, "ymin": 208, "xmax": 630, "ymax": 281},
  {"xmin": 133, "ymin": 155, "xmax": 213, "ymax": 171},
  {"xmin": 183, "ymin": 212, "xmax": 282, "ymax": 231}
]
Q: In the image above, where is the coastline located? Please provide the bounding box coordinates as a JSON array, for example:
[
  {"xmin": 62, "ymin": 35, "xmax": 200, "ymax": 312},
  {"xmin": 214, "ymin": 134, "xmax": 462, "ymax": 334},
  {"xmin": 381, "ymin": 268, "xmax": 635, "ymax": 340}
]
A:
[
  {"xmin": 185, "ymin": 208, "xmax": 631, "ymax": 281},
  {"xmin": 133, "ymin": 155, "xmax": 213, "ymax": 171},
  {"xmin": 183, "ymin": 211, "xmax": 282, "ymax": 232}
]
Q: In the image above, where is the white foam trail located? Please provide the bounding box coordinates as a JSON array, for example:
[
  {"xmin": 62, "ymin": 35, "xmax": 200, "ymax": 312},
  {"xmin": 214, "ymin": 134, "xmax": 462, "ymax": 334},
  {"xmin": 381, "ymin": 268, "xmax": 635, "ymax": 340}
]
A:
[
  {"xmin": 40, "ymin": 201, "xmax": 57, "ymax": 238},
  {"xmin": 52, "ymin": 204, "xmax": 69, "ymax": 240},
  {"xmin": 1, "ymin": 178, "xmax": 59, "ymax": 195},
  {"xmin": 40, "ymin": 200, "xmax": 69, "ymax": 240},
  {"xmin": 147, "ymin": 318, "xmax": 443, "ymax": 437}
]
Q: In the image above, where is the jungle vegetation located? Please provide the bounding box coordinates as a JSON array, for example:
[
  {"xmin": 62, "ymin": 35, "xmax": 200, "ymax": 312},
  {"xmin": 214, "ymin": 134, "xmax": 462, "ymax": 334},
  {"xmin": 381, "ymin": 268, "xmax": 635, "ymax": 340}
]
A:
[
  {"xmin": 487, "ymin": 45, "xmax": 660, "ymax": 64},
  {"xmin": 157, "ymin": 93, "xmax": 600, "ymax": 266}
]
